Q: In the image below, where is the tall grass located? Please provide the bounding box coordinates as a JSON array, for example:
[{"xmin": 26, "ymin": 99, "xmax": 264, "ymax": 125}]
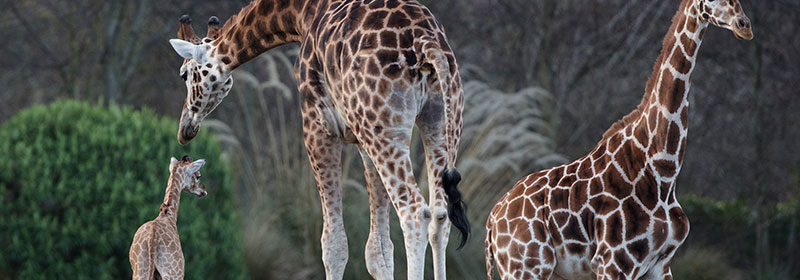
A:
[
  {"xmin": 205, "ymin": 46, "xmax": 564, "ymax": 279},
  {"xmin": 443, "ymin": 81, "xmax": 566, "ymax": 278}
]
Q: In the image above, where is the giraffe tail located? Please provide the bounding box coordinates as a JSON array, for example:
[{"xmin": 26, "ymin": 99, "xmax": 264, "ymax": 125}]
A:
[{"xmin": 417, "ymin": 35, "xmax": 470, "ymax": 249}]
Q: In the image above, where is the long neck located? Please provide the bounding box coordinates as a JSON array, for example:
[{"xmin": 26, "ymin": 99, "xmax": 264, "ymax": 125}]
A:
[
  {"xmin": 601, "ymin": 0, "xmax": 708, "ymax": 181},
  {"xmin": 213, "ymin": 0, "xmax": 316, "ymax": 69},
  {"xmin": 159, "ymin": 175, "xmax": 183, "ymax": 222}
]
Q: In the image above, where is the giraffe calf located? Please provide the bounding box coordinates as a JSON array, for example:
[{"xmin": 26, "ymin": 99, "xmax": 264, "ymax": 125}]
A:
[{"xmin": 129, "ymin": 156, "xmax": 207, "ymax": 280}]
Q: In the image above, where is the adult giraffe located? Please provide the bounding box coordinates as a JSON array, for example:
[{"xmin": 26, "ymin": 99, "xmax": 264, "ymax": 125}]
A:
[
  {"xmin": 485, "ymin": 0, "xmax": 753, "ymax": 279},
  {"xmin": 167, "ymin": 1, "xmax": 468, "ymax": 279}
]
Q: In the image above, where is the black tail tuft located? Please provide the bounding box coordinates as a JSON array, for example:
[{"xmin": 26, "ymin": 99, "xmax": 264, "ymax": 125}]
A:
[{"xmin": 443, "ymin": 168, "xmax": 470, "ymax": 249}]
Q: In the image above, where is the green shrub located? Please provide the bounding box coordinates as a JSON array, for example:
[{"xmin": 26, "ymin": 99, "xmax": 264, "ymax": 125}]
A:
[
  {"xmin": 0, "ymin": 100, "xmax": 248, "ymax": 279},
  {"xmin": 680, "ymin": 194, "xmax": 800, "ymax": 278},
  {"xmin": 671, "ymin": 248, "xmax": 743, "ymax": 280}
]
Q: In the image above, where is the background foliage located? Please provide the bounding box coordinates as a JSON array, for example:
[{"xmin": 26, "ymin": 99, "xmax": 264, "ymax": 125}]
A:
[
  {"xmin": 0, "ymin": 100, "xmax": 248, "ymax": 279},
  {"xmin": 1, "ymin": 0, "xmax": 799, "ymax": 279}
]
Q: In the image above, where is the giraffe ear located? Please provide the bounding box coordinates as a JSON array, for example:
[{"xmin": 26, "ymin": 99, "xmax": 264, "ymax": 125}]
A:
[
  {"xmin": 169, "ymin": 39, "xmax": 206, "ymax": 62},
  {"xmin": 187, "ymin": 159, "xmax": 206, "ymax": 173}
]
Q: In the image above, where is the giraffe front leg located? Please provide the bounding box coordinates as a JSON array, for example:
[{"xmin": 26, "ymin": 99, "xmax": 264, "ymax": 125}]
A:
[
  {"xmin": 296, "ymin": 58, "xmax": 350, "ymax": 279},
  {"xmin": 640, "ymin": 251, "xmax": 678, "ymax": 280},
  {"xmin": 660, "ymin": 268, "xmax": 674, "ymax": 280},
  {"xmin": 359, "ymin": 148, "xmax": 394, "ymax": 280},
  {"xmin": 594, "ymin": 246, "xmax": 639, "ymax": 280},
  {"xmin": 416, "ymin": 100, "xmax": 451, "ymax": 280},
  {"xmin": 302, "ymin": 105, "xmax": 348, "ymax": 280}
]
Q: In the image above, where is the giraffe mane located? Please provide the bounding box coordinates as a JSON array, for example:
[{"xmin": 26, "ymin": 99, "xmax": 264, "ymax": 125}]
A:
[
  {"xmin": 159, "ymin": 171, "xmax": 183, "ymax": 216},
  {"xmin": 601, "ymin": 0, "xmax": 689, "ymax": 140},
  {"xmin": 159, "ymin": 203, "xmax": 171, "ymax": 215},
  {"xmin": 217, "ymin": 2, "xmax": 256, "ymax": 37}
]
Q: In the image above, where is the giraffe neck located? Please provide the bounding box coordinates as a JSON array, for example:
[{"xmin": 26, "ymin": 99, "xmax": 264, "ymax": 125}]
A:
[
  {"xmin": 601, "ymin": 0, "xmax": 707, "ymax": 181},
  {"xmin": 213, "ymin": 0, "xmax": 316, "ymax": 70},
  {"xmin": 159, "ymin": 175, "xmax": 183, "ymax": 223}
]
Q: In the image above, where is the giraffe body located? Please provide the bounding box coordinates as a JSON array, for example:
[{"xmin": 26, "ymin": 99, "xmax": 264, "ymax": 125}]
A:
[
  {"xmin": 167, "ymin": 1, "xmax": 468, "ymax": 279},
  {"xmin": 485, "ymin": 0, "xmax": 753, "ymax": 279},
  {"xmin": 130, "ymin": 156, "xmax": 207, "ymax": 280}
]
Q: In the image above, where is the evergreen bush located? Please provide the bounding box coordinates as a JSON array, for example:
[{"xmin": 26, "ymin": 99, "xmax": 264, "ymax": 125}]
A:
[{"xmin": 0, "ymin": 100, "xmax": 248, "ymax": 279}]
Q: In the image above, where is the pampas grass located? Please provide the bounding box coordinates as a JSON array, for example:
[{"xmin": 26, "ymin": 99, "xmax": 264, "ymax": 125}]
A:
[{"xmin": 205, "ymin": 46, "xmax": 565, "ymax": 279}]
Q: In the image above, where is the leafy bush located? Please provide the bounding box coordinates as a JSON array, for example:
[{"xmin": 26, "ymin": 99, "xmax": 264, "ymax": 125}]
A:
[
  {"xmin": 0, "ymin": 100, "xmax": 248, "ymax": 279},
  {"xmin": 680, "ymin": 194, "xmax": 800, "ymax": 279},
  {"xmin": 671, "ymin": 247, "xmax": 743, "ymax": 280}
]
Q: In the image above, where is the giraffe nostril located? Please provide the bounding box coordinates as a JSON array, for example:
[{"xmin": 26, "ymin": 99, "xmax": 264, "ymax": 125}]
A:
[{"xmin": 738, "ymin": 18, "xmax": 749, "ymax": 28}]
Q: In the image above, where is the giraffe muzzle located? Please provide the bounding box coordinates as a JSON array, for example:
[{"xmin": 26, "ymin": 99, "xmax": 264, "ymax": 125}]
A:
[
  {"xmin": 178, "ymin": 122, "xmax": 199, "ymax": 145},
  {"xmin": 732, "ymin": 16, "xmax": 753, "ymax": 40},
  {"xmin": 177, "ymin": 109, "xmax": 201, "ymax": 145}
]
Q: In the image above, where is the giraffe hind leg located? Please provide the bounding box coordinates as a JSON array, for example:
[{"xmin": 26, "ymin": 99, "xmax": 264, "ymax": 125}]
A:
[
  {"xmin": 416, "ymin": 97, "xmax": 455, "ymax": 280},
  {"xmin": 359, "ymin": 148, "xmax": 394, "ymax": 280},
  {"xmin": 359, "ymin": 122, "xmax": 431, "ymax": 279},
  {"xmin": 130, "ymin": 223, "xmax": 156, "ymax": 280}
]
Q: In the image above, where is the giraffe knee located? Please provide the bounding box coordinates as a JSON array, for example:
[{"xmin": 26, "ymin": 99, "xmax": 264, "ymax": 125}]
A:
[
  {"xmin": 433, "ymin": 207, "xmax": 448, "ymax": 224},
  {"xmin": 428, "ymin": 207, "xmax": 448, "ymax": 235},
  {"xmin": 428, "ymin": 207, "xmax": 450, "ymax": 237}
]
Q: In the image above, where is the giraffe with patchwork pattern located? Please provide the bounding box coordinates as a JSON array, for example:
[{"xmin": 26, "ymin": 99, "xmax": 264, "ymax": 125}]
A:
[
  {"xmin": 485, "ymin": 0, "xmax": 753, "ymax": 279},
  {"xmin": 166, "ymin": 1, "xmax": 468, "ymax": 279},
  {"xmin": 129, "ymin": 156, "xmax": 207, "ymax": 279}
]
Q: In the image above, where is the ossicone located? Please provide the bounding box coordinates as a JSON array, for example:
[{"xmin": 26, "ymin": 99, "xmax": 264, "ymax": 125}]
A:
[
  {"xmin": 207, "ymin": 16, "xmax": 221, "ymax": 39},
  {"xmin": 179, "ymin": 14, "xmax": 192, "ymax": 24},
  {"xmin": 177, "ymin": 14, "xmax": 201, "ymax": 44}
]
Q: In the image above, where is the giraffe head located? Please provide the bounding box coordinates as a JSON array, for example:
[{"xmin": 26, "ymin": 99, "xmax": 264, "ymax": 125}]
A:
[
  {"xmin": 169, "ymin": 15, "xmax": 232, "ymax": 145},
  {"xmin": 695, "ymin": 0, "xmax": 753, "ymax": 40},
  {"xmin": 169, "ymin": 155, "xmax": 208, "ymax": 198}
]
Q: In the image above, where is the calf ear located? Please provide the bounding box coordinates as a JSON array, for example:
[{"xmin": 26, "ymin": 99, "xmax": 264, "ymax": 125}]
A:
[
  {"xmin": 188, "ymin": 159, "xmax": 206, "ymax": 173},
  {"xmin": 169, "ymin": 39, "xmax": 205, "ymax": 61},
  {"xmin": 169, "ymin": 157, "xmax": 179, "ymax": 170}
]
